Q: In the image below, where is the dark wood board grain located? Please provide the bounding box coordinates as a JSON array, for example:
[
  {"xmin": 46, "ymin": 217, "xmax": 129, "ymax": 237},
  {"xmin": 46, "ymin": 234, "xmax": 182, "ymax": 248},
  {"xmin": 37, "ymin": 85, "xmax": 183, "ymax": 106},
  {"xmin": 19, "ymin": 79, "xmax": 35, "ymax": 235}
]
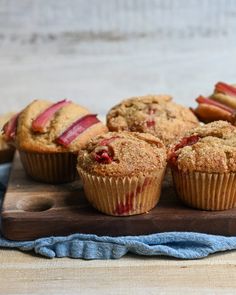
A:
[{"xmin": 2, "ymin": 153, "xmax": 236, "ymax": 241}]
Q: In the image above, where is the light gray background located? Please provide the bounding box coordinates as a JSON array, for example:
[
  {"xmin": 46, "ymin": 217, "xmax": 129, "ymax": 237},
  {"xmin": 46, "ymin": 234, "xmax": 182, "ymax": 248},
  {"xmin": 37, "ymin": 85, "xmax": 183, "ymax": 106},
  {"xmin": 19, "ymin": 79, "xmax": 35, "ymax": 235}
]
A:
[{"xmin": 0, "ymin": 0, "xmax": 236, "ymax": 115}]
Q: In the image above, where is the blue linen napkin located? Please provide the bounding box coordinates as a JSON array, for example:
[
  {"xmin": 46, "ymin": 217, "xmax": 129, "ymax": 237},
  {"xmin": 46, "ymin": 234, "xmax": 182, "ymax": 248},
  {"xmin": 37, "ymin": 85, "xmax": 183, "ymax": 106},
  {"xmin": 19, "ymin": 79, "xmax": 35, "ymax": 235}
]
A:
[{"xmin": 1, "ymin": 164, "xmax": 236, "ymax": 260}]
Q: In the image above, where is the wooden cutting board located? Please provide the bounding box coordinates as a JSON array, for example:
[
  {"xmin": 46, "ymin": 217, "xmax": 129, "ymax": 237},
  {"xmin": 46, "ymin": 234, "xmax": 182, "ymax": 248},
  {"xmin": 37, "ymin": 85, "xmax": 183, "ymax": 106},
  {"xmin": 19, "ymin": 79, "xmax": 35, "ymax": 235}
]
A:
[{"xmin": 2, "ymin": 153, "xmax": 236, "ymax": 241}]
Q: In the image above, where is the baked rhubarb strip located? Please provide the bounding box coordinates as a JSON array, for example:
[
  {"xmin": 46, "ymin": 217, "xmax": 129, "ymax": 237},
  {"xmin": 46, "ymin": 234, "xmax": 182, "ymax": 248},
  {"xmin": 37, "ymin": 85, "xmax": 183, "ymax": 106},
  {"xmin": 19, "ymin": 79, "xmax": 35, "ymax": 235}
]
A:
[
  {"xmin": 168, "ymin": 135, "xmax": 200, "ymax": 167},
  {"xmin": 93, "ymin": 136, "xmax": 120, "ymax": 164},
  {"xmin": 99, "ymin": 136, "xmax": 120, "ymax": 146},
  {"xmin": 146, "ymin": 119, "xmax": 155, "ymax": 127},
  {"xmin": 94, "ymin": 147, "xmax": 113, "ymax": 164},
  {"xmin": 32, "ymin": 99, "xmax": 71, "ymax": 133},
  {"xmin": 215, "ymin": 82, "xmax": 236, "ymax": 97},
  {"xmin": 2, "ymin": 113, "xmax": 20, "ymax": 141},
  {"xmin": 173, "ymin": 135, "xmax": 200, "ymax": 153},
  {"xmin": 56, "ymin": 114, "xmax": 100, "ymax": 147},
  {"xmin": 194, "ymin": 103, "xmax": 234, "ymax": 123},
  {"xmin": 196, "ymin": 96, "xmax": 235, "ymax": 114},
  {"xmin": 114, "ymin": 178, "xmax": 150, "ymax": 215}
]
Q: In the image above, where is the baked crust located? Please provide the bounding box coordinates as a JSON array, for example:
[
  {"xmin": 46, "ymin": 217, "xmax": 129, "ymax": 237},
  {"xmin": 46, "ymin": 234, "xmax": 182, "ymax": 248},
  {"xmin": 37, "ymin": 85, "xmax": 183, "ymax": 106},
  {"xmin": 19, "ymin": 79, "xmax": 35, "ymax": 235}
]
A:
[
  {"xmin": 193, "ymin": 103, "xmax": 235, "ymax": 124},
  {"xmin": 169, "ymin": 121, "xmax": 236, "ymax": 173},
  {"xmin": 193, "ymin": 82, "xmax": 236, "ymax": 124},
  {"xmin": 13, "ymin": 100, "xmax": 107, "ymax": 153},
  {"xmin": 78, "ymin": 131, "xmax": 167, "ymax": 177},
  {"xmin": 106, "ymin": 95, "xmax": 199, "ymax": 146}
]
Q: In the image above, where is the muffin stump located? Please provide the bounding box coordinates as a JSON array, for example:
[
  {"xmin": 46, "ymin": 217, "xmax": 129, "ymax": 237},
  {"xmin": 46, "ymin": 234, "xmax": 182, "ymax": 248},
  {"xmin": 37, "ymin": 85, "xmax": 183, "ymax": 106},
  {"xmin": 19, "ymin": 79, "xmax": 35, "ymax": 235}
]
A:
[
  {"xmin": 3, "ymin": 99, "xmax": 108, "ymax": 183},
  {"xmin": 106, "ymin": 95, "xmax": 199, "ymax": 147},
  {"xmin": 168, "ymin": 121, "xmax": 236, "ymax": 211},
  {"xmin": 77, "ymin": 132, "xmax": 167, "ymax": 216}
]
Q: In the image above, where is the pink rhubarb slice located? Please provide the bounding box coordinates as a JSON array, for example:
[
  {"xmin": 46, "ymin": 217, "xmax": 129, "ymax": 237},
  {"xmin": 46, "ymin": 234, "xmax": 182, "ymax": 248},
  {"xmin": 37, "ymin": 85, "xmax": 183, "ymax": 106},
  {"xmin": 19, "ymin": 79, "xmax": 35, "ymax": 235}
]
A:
[
  {"xmin": 94, "ymin": 148, "xmax": 113, "ymax": 164},
  {"xmin": 99, "ymin": 136, "xmax": 120, "ymax": 146},
  {"xmin": 196, "ymin": 96, "xmax": 235, "ymax": 114},
  {"xmin": 2, "ymin": 113, "xmax": 20, "ymax": 141},
  {"xmin": 215, "ymin": 82, "xmax": 236, "ymax": 97},
  {"xmin": 56, "ymin": 114, "xmax": 100, "ymax": 147},
  {"xmin": 173, "ymin": 135, "xmax": 200, "ymax": 153},
  {"xmin": 114, "ymin": 178, "xmax": 150, "ymax": 215},
  {"xmin": 168, "ymin": 135, "xmax": 200, "ymax": 167},
  {"xmin": 146, "ymin": 119, "xmax": 155, "ymax": 127},
  {"xmin": 94, "ymin": 136, "xmax": 120, "ymax": 164},
  {"xmin": 32, "ymin": 99, "xmax": 71, "ymax": 133}
]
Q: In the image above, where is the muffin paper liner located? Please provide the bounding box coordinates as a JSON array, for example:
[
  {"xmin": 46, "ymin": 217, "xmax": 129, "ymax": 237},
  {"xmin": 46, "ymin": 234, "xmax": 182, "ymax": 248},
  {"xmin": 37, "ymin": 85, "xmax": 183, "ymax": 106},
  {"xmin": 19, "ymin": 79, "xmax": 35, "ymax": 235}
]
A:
[
  {"xmin": 78, "ymin": 167, "xmax": 166, "ymax": 216},
  {"xmin": 19, "ymin": 150, "xmax": 78, "ymax": 184},
  {"xmin": 172, "ymin": 169, "xmax": 236, "ymax": 211}
]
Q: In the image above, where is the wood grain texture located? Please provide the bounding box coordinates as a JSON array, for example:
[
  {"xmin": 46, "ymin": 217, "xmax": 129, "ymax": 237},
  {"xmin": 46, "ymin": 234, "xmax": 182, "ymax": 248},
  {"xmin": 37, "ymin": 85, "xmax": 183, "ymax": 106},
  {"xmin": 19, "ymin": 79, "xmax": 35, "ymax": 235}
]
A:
[
  {"xmin": 3, "ymin": 153, "xmax": 236, "ymax": 241},
  {"xmin": 0, "ymin": 0, "xmax": 236, "ymax": 115},
  {"xmin": 0, "ymin": 249, "xmax": 236, "ymax": 295}
]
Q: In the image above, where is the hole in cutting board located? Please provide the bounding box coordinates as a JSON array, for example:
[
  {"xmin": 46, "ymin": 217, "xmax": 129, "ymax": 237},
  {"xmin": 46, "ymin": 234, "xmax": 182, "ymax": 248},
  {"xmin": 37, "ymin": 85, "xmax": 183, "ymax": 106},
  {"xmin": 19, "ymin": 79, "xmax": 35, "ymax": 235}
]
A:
[{"xmin": 17, "ymin": 197, "xmax": 54, "ymax": 212}]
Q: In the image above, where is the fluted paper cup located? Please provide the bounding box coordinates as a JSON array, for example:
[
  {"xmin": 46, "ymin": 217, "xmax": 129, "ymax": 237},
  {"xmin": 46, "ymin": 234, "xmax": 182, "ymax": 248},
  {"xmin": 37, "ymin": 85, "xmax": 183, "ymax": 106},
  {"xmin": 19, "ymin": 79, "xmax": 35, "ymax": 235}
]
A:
[
  {"xmin": 172, "ymin": 169, "xmax": 236, "ymax": 210},
  {"xmin": 19, "ymin": 150, "xmax": 78, "ymax": 184},
  {"xmin": 78, "ymin": 167, "xmax": 166, "ymax": 216}
]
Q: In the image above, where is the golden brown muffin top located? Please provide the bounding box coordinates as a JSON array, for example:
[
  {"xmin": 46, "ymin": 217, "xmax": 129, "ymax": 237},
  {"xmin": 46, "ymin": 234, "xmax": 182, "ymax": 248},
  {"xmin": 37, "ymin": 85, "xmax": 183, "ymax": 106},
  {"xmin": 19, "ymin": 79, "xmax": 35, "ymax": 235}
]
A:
[
  {"xmin": 168, "ymin": 121, "xmax": 236, "ymax": 173},
  {"xmin": 78, "ymin": 131, "xmax": 167, "ymax": 177},
  {"xmin": 0, "ymin": 112, "xmax": 15, "ymax": 150},
  {"xmin": 3, "ymin": 100, "xmax": 107, "ymax": 153},
  {"xmin": 106, "ymin": 95, "xmax": 199, "ymax": 146}
]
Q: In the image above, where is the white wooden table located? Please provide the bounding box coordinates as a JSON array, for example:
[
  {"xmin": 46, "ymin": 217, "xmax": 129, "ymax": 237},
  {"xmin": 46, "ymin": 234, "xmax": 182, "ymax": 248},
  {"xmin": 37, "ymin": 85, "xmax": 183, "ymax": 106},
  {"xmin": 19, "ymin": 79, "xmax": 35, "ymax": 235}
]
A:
[{"xmin": 1, "ymin": 249, "xmax": 236, "ymax": 295}]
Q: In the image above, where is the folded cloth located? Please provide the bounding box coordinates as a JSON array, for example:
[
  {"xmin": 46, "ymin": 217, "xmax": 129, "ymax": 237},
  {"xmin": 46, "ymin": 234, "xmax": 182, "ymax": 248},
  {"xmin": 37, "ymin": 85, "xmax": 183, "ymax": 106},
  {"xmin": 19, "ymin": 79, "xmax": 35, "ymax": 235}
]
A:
[
  {"xmin": 1, "ymin": 231, "xmax": 236, "ymax": 259},
  {"xmin": 1, "ymin": 164, "xmax": 236, "ymax": 260}
]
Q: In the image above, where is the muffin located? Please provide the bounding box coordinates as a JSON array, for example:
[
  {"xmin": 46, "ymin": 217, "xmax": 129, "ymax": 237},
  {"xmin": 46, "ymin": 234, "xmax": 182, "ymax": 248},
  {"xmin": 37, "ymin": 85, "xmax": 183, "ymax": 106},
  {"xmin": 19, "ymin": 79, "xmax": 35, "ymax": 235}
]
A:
[
  {"xmin": 77, "ymin": 132, "xmax": 167, "ymax": 216},
  {"xmin": 0, "ymin": 113, "xmax": 16, "ymax": 163},
  {"xmin": 3, "ymin": 99, "xmax": 107, "ymax": 183},
  {"xmin": 168, "ymin": 121, "xmax": 236, "ymax": 210},
  {"xmin": 193, "ymin": 82, "xmax": 236, "ymax": 124},
  {"xmin": 106, "ymin": 95, "xmax": 199, "ymax": 146}
]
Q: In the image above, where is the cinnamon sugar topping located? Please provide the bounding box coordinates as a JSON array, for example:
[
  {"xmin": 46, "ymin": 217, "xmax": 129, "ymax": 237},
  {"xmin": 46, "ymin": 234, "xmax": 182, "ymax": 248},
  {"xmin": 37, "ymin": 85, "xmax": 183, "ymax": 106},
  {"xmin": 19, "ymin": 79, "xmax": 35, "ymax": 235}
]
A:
[
  {"xmin": 106, "ymin": 95, "xmax": 199, "ymax": 146},
  {"xmin": 78, "ymin": 131, "xmax": 167, "ymax": 177},
  {"xmin": 168, "ymin": 121, "xmax": 236, "ymax": 173}
]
